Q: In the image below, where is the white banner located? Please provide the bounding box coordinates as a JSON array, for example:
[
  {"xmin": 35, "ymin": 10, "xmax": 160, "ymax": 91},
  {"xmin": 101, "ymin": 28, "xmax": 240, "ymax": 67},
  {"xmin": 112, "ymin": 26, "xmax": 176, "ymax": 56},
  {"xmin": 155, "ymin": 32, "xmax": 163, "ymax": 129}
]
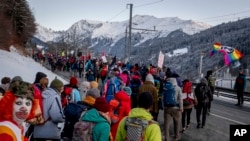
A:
[{"xmin": 158, "ymin": 51, "xmax": 164, "ymax": 68}]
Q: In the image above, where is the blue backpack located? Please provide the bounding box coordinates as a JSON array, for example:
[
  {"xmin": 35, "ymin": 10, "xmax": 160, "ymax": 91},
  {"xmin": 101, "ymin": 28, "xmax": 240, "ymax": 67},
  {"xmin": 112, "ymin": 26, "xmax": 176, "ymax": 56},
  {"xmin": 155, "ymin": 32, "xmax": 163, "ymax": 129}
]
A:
[
  {"xmin": 163, "ymin": 81, "xmax": 177, "ymax": 107},
  {"xmin": 106, "ymin": 77, "xmax": 121, "ymax": 102}
]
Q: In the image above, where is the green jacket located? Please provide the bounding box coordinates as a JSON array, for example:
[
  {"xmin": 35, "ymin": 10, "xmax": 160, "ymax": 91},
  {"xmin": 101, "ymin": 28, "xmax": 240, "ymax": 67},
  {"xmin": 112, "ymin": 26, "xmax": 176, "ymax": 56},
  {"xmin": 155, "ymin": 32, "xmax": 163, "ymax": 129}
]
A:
[
  {"xmin": 81, "ymin": 108, "xmax": 110, "ymax": 141},
  {"xmin": 116, "ymin": 108, "xmax": 162, "ymax": 141}
]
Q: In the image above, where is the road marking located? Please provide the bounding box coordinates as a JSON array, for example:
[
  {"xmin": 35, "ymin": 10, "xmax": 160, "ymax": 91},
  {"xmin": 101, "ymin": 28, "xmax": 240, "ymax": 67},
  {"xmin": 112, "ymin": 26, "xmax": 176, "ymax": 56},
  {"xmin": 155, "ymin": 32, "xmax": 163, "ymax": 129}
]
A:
[{"xmin": 210, "ymin": 113, "xmax": 247, "ymax": 125}]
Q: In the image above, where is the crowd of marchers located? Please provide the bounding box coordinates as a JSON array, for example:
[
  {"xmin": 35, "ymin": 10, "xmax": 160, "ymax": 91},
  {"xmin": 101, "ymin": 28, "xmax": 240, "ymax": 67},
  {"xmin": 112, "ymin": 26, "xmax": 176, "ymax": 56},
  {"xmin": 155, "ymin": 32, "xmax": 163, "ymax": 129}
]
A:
[{"xmin": 0, "ymin": 56, "xmax": 247, "ymax": 141}]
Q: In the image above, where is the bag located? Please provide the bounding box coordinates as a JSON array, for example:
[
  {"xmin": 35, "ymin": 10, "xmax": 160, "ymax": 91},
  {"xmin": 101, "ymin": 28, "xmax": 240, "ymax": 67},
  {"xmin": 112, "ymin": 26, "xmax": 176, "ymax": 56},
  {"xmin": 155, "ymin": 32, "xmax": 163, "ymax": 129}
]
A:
[
  {"xmin": 62, "ymin": 103, "xmax": 88, "ymax": 139},
  {"xmin": 125, "ymin": 117, "xmax": 157, "ymax": 141},
  {"xmin": 79, "ymin": 62, "xmax": 84, "ymax": 69},
  {"xmin": 130, "ymin": 79, "xmax": 141, "ymax": 95},
  {"xmin": 183, "ymin": 81, "xmax": 192, "ymax": 93},
  {"xmin": 197, "ymin": 84, "xmax": 208, "ymax": 102},
  {"xmin": 163, "ymin": 81, "xmax": 176, "ymax": 107},
  {"xmin": 64, "ymin": 103, "xmax": 87, "ymax": 121},
  {"xmin": 100, "ymin": 67, "xmax": 108, "ymax": 77},
  {"xmin": 106, "ymin": 77, "xmax": 121, "ymax": 102},
  {"xmin": 72, "ymin": 112, "xmax": 95, "ymax": 141},
  {"xmin": 183, "ymin": 94, "xmax": 193, "ymax": 106}
]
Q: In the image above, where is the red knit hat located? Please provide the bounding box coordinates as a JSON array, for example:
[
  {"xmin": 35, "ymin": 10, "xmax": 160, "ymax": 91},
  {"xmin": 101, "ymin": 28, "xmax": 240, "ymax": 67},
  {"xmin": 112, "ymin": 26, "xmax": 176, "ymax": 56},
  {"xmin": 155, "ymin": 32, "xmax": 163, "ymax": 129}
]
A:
[
  {"xmin": 70, "ymin": 77, "xmax": 78, "ymax": 86},
  {"xmin": 94, "ymin": 97, "xmax": 110, "ymax": 113}
]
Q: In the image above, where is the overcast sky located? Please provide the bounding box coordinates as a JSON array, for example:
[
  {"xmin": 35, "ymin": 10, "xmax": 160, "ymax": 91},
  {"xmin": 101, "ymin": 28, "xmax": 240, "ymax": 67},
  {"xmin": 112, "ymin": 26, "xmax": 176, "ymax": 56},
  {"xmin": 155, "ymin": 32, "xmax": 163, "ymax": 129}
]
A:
[{"xmin": 27, "ymin": 0, "xmax": 250, "ymax": 30}]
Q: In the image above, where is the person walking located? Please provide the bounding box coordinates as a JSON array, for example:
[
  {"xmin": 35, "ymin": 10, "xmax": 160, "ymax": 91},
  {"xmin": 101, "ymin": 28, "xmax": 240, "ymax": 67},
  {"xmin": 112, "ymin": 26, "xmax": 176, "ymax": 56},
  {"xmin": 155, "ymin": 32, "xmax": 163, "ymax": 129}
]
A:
[
  {"xmin": 116, "ymin": 92, "xmax": 162, "ymax": 141},
  {"xmin": 234, "ymin": 69, "xmax": 247, "ymax": 107},
  {"xmin": 33, "ymin": 78, "xmax": 65, "ymax": 141},
  {"xmin": 194, "ymin": 78, "xmax": 212, "ymax": 129},
  {"xmin": 205, "ymin": 70, "xmax": 216, "ymax": 114},
  {"xmin": 163, "ymin": 78, "xmax": 183, "ymax": 141},
  {"xmin": 181, "ymin": 79, "xmax": 196, "ymax": 132},
  {"xmin": 138, "ymin": 74, "xmax": 158, "ymax": 121}
]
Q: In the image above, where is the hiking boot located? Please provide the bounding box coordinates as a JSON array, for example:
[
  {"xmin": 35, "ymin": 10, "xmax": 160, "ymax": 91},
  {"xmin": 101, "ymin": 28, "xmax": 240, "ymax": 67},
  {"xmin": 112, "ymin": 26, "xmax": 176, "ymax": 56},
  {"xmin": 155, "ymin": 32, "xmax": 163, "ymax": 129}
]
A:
[
  {"xmin": 175, "ymin": 135, "xmax": 181, "ymax": 141},
  {"xmin": 235, "ymin": 103, "xmax": 240, "ymax": 106},
  {"xmin": 197, "ymin": 124, "xmax": 201, "ymax": 129},
  {"xmin": 186, "ymin": 124, "xmax": 190, "ymax": 129},
  {"xmin": 181, "ymin": 128, "xmax": 186, "ymax": 133}
]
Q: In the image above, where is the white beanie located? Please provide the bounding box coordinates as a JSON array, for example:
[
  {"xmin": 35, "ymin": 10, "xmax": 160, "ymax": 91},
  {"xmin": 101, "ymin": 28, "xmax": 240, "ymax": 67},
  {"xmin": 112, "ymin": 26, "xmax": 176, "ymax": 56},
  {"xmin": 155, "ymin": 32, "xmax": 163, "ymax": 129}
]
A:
[{"xmin": 146, "ymin": 74, "xmax": 154, "ymax": 85}]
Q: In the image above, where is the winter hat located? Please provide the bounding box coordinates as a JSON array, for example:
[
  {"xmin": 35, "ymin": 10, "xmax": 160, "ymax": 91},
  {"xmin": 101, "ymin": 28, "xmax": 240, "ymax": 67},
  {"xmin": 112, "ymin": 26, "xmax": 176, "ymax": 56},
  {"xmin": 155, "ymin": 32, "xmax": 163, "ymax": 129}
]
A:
[
  {"xmin": 138, "ymin": 92, "xmax": 153, "ymax": 109},
  {"xmin": 86, "ymin": 88, "xmax": 100, "ymax": 99},
  {"xmin": 123, "ymin": 87, "xmax": 132, "ymax": 96},
  {"xmin": 133, "ymin": 71, "xmax": 141, "ymax": 77},
  {"xmin": 70, "ymin": 77, "xmax": 78, "ymax": 86},
  {"xmin": 11, "ymin": 76, "xmax": 23, "ymax": 83},
  {"xmin": 9, "ymin": 80, "xmax": 34, "ymax": 100},
  {"xmin": 1, "ymin": 77, "xmax": 11, "ymax": 84},
  {"xmin": 94, "ymin": 97, "xmax": 110, "ymax": 113},
  {"xmin": 34, "ymin": 72, "xmax": 47, "ymax": 84},
  {"xmin": 50, "ymin": 78, "xmax": 64, "ymax": 92},
  {"xmin": 146, "ymin": 74, "xmax": 154, "ymax": 84},
  {"xmin": 119, "ymin": 74, "xmax": 128, "ymax": 84},
  {"xmin": 90, "ymin": 81, "xmax": 98, "ymax": 89}
]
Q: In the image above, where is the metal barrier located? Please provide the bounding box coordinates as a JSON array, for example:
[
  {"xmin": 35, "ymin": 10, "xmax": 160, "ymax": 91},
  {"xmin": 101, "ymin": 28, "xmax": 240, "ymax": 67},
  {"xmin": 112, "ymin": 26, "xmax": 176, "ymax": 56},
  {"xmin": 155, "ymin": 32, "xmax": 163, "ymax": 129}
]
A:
[{"xmin": 192, "ymin": 83, "xmax": 250, "ymax": 102}]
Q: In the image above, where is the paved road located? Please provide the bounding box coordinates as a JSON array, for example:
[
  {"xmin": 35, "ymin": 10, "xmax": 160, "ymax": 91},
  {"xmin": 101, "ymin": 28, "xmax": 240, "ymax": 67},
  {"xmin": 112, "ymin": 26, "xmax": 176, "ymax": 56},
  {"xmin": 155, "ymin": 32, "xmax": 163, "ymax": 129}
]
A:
[
  {"xmin": 157, "ymin": 96, "xmax": 250, "ymax": 141},
  {"xmin": 54, "ymin": 69, "xmax": 250, "ymax": 141}
]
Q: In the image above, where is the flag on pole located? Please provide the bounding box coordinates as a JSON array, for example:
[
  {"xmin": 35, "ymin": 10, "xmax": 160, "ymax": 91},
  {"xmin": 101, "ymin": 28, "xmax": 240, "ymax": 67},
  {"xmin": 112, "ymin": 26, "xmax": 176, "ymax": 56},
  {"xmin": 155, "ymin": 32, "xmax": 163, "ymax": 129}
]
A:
[{"xmin": 210, "ymin": 43, "xmax": 243, "ymax": 66}]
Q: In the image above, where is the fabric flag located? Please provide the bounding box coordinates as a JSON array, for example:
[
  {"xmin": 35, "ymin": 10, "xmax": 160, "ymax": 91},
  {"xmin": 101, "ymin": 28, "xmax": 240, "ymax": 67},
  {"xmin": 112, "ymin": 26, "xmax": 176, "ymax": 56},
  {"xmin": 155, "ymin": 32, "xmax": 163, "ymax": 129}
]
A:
[
  {"xmin": 157, "ymin": 51, "xmax": 164, "ymax": 68},
  {"xmin": 210, "ymin": 43, "xmax": 243, "ymax": 66}
]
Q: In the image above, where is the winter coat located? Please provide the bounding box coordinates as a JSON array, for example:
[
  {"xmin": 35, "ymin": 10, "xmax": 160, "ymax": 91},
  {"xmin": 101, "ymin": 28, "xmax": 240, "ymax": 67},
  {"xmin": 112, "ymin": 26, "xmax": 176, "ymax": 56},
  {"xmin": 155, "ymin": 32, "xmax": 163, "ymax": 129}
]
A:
[
  {"xmin": 116, "ymin": 108, "xmax": 162, "ymax": 141},
  {"xmin": 81, "ymin": 108, "xmax": 111, "ymax": 141},
  {"xmin": 234, "ymin": 74, "xmax": 247, "ymax": 91},
  {"xmin": 138, "ymin": 81, "xmax": 158, "ymax": 113},
  {"xmin": 111, "ymin": 91, "xmax": 131, "ymax": 140},
  {"xmin": 33, "ymin": 88, "xmax": 65, "ymax": 139}
]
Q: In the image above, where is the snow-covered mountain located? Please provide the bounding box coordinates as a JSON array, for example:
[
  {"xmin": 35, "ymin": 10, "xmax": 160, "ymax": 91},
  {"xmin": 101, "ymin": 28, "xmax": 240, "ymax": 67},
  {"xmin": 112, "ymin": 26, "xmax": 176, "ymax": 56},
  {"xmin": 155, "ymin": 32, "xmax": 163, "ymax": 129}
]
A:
[{"xmin": 34, "ymin": 15, "xmax": 211, "ymax": 59}]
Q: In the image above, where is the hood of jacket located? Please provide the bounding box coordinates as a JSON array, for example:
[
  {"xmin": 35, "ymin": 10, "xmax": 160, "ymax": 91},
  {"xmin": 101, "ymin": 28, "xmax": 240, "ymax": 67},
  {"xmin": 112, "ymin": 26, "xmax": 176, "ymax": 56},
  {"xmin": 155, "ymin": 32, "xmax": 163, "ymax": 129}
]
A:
[
  {"xmin": 82, "ymin": 108, "xmax": 109, "ymax": 123},
  {"xmin": 167, "ymin": 78, "xmax": 177, "ymax": 86},
  {"xmin": 42, "ymin": 88, "xmax": 59, "ymax": 99},
  {"xmin": 115, "ymin": 91, "xmax": 130, "ymax": 103},
  {"xmin": 128, "ymin": 108, "xmax": 153, "ymax": 120},
  {"xmin": 200, "ymin": 78, "xmax": 208, "ymax": 85}
]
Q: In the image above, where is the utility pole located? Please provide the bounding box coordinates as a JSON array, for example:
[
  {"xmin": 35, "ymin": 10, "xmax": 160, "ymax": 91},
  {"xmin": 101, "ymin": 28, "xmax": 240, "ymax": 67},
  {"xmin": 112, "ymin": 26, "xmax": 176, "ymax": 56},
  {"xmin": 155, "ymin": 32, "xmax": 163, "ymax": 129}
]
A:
[
  {"xmin": 124, "ymin": 28, "xmax": 128, "ymax": 61},
  {"xmin": 127, "ymin": 3, "xmax": 133, "ymax": 62}
]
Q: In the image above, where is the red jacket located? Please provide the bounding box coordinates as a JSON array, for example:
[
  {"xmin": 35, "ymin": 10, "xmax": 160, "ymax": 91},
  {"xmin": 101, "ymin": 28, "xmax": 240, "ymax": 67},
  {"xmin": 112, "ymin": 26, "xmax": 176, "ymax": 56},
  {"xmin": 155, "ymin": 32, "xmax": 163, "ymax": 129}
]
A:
[{"xmin": 110, "ymin": 91, "xmax": 131, "ymax": 140}]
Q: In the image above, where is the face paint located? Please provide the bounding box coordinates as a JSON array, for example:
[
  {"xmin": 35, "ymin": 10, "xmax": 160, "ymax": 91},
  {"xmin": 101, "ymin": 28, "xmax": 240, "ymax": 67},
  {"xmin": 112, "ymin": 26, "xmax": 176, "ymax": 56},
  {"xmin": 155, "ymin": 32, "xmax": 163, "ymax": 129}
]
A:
[{"xmin": 13, "ymin": 97, "xmax": 32, "ymax": 124}]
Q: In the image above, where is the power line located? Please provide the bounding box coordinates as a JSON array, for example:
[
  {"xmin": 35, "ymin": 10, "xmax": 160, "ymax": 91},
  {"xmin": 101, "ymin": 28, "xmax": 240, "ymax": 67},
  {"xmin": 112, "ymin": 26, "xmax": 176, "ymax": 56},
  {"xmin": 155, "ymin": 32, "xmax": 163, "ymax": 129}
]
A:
[
  {"xmin": 134, "ymin": 0, "xmax": 164, "ymax": 8},
  {"xmin": 106, "ymin": 8, "xmax": 127, "ymax": 21}
]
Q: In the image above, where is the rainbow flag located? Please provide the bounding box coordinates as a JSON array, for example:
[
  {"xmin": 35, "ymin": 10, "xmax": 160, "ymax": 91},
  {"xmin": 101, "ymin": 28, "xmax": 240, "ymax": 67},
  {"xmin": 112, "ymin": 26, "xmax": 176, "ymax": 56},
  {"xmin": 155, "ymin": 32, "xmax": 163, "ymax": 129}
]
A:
[
  {"xmin": 223, "ymin": 47, "xmax": 243, "ymax": 65},
  {"xmin": 210, "ymin": 43, "xmax": 243, "ymax": 66},
  {"xmin": 210, "ymin": 43, "xmax": 222, "ymax": 56}
]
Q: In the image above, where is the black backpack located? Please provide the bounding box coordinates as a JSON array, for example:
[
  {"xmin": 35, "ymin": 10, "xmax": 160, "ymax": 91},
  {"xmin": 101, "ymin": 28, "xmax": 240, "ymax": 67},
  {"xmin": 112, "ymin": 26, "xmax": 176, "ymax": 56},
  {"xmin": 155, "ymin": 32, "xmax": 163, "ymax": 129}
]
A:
[{"xmin": 197, "ymin": 84, "xmax": 208, "ymax": 102}]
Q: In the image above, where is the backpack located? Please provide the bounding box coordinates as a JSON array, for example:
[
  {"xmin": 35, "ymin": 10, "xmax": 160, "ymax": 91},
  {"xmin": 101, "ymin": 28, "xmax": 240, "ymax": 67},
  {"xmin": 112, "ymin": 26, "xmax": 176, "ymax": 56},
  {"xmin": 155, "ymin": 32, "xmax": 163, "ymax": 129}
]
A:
[
  {"xmin": 72, "ymin": 111, "xmax": 95, "ymax": 141},
  {"xmin": 125, "ymin": 117, "xmax": 157, "ymax": 141},
  {"xmin": 106, "ymin": 77, "xmax": 121, "ymax": 102},
  {"xmin": 183, "ymin": 81, "xmax": 192, "ymax": 93},
  {"xmin": 100, "ymin": 67, "xmax": 108, "ymax": 77},
  {"xmin": 79, "ymin": 62, "xmax": 84, "ymax": 69},
  {"xmin": 183, "ymin": 94, "xmax": 194, "ymax": 106},
  {"xmin": 197, "ymin": 84, "xmax": 208, "ymax": 102},
  {"xmin": 163, "ymin": 81, "xmax": 176, "ymax": 107},
  {"xmin": 130, "ymin": 79, "xmax": 141, "ymax": 96},
  {"xmin": 64, "ymin": 103, "xmax": 88, "ymax": 122},
  {"xmin": 62, "ymin": 103, "xmax": 88, "ymax": 139}
]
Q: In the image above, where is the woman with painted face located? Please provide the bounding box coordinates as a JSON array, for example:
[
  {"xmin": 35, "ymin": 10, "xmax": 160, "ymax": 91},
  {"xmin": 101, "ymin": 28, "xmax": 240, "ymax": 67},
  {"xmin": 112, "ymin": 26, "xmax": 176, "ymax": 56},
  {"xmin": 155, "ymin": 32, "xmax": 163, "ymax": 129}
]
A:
[{"xmin": 0, "ymin": 80, "xmax": 37, "ymax": 141}]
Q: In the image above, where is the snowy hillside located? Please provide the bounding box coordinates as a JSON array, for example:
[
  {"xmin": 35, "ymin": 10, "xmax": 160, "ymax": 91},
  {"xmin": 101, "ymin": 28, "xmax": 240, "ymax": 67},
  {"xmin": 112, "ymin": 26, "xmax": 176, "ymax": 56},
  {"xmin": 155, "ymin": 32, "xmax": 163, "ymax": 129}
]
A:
[{"xmin": 0, "ymin": 46, "xmax": 67, "ymax": 84}]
